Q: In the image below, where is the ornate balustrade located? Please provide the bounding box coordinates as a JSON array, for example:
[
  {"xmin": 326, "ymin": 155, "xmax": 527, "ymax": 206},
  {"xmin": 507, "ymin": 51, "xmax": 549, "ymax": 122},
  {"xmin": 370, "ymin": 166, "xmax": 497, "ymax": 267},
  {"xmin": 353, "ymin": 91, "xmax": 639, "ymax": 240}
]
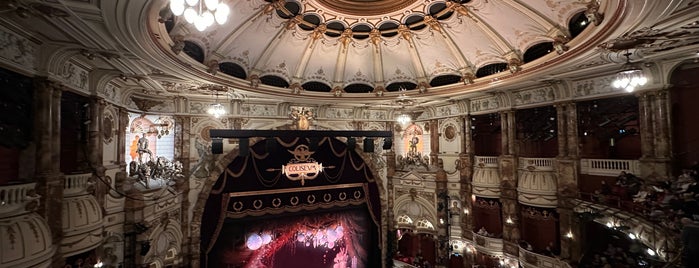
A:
[
  {"xmin": 518, "ymin": 246, "xmax": 571, "ymax": 268},
  {"xmin": 472, "ymin": 231, "xmax": 503, "ymax": 255},
  {"xmin": 61, "ymin": 173, "xmax": 103, "ymax": 256},
  {"xmin": 0, "ymin": 182, "xmax": 39, "ymax": 217},
  {"xmin": 63, "ymin": 173, "xmax": 92, "ymax": 197},
  {"xmin": 0, "ymin": 183, "xmax": 54, "ymax": 268},
  {"xmin": 580, "ymin": 159, "xmax": 640, "ymax": 176},
  {"xmin": 572, "ymin": 199, "xmax": 678, "ymax": 261},
  {"xmin": 518, "ymin": 157, "xmax": 554, "ymax": 172},
  {"xmin": 475, "ymin": 156, "xmax": 499, "ymax": 167}
]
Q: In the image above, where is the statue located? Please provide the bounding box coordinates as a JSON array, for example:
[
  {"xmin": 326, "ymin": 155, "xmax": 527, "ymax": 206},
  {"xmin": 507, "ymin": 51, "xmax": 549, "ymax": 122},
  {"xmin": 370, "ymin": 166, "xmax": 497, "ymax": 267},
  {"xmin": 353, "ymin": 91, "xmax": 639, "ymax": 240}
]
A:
[
  {"xmin": 136, "ymin": 134, "xmax": 153, "ymax": 163},
  {"xmin": 408, "ymin": 136, "xmax": 419, "ymax": 155},
  {"xmin": 290, "ymin": 108, "xmax": 314, "ymax": 130}
]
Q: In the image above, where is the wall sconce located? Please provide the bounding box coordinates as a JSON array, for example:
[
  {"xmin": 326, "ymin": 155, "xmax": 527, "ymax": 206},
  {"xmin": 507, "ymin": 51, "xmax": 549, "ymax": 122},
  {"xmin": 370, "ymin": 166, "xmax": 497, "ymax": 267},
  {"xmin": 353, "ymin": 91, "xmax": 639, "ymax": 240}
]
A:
[
  {"xmin": 463, "ymin": 208, "xmax": 469, "ymax": 215},
  {"xmin": 565, "ymin": 230, "xmax": 574, "ymax": 239},
  {"xmin": 505, "ymin": 216, "xmax": 515, "ymax": 224}
]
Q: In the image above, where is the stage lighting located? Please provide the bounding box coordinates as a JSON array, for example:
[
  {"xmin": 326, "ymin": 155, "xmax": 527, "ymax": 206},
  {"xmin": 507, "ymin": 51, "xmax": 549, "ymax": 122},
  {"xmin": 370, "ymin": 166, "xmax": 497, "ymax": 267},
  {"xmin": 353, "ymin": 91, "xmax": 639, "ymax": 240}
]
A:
[
  {"xmin": 363, "ymin": 138, "xmax": 374, "ymax": 153},
  {"xmin": 239, "ymin": 138, "xmax": 249, "ymax": 157},
  {"xmin": 347, "ymin": 137, "xmax": 356, "ymax": 150},
  {"xmin": 382, "ymin": 137, "xmax": 393, "ymax": 150},
  {"xmin": 212, "ymin": 138, "xmax": 223, "ymax": 154}
]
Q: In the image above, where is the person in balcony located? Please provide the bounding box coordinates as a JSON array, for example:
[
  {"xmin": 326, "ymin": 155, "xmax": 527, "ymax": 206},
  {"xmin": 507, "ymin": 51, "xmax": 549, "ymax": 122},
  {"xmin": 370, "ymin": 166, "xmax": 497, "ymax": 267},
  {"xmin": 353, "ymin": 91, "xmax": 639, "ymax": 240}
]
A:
[{"xmin": 632, "ymin": 185, "xmax": 651, "ymax": 203}]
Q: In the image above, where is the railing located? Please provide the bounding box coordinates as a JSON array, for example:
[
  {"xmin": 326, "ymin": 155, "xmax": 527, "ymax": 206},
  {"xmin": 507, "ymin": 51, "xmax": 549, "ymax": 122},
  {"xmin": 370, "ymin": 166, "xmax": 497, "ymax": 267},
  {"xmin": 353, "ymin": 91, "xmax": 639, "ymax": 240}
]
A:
[
  {"xmin": 518, "ymin": 157, "xmax": 554, "ymax": 171},
  {"xmin": 578, "ymin": 192, "xmax": 651, "ymax": 220},
  {"xmin": 580, "ymin": 158, "xmax": 640, "ymax": 176},
  {"xmin": 475, "ymin": 156, "xmax": 499, "ymax": 167},
  {"xmin": 64, "ymin": 173, "xmax": 92, "ymax": 196},
  {"xmin": 472, "ymin": 231, "xmax": 503, "ymax": 254},
  {"xmin": 518, "ymin": 246, "xmax": 572, "ymax": 268},
  {"xmin": 0, "ymin": 182, "xmax": 38, "ymax": 217}
]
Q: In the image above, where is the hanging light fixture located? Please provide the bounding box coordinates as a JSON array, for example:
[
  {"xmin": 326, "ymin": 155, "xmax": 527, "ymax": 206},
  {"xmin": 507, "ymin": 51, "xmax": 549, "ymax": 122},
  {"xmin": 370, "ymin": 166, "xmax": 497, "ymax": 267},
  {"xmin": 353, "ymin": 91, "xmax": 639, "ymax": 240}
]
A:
[
  {"xmin": 396, "ymin": 113, "xmax": 411, "ymax": 125},
  {"xmin": 207, "ymin": 90, "xmax": 227, "ymax": 118},
  {"xmin": 611, "ymin": 52, "xmax": 647, "ymax": 92},
  {"xmin": 170, "ymin": 0, "xmax": 230, "ymax": 32}
]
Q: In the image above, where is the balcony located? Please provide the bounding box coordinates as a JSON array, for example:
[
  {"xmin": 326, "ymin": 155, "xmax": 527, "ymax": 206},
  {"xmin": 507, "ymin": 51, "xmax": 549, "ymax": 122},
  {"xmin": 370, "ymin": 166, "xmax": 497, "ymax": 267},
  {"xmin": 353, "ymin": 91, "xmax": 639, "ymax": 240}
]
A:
[
  {"xmin": 517, "ymin": 158, "xmax": 557, "ymax": 207},
  {"xmin": 61, "ymin": 173, "xmax": 103, "ymax": 256},
  {"xmin": 0, "ymin": 183, "xmax": 55, "ymax": 268},
  {"xmin": 472, "ymin": 156, "xmax": 500, "ymax": 198},
  {"xmin": 472, "ymin": 231, "xmax": 503, "ymax": 255},
  {"xmin": 580, "ymin": 159, "xmax": 640, "ymax": 177},
  {"xmin": 518, "ymin": 246, "xmax": 571, "ymax": 268}
]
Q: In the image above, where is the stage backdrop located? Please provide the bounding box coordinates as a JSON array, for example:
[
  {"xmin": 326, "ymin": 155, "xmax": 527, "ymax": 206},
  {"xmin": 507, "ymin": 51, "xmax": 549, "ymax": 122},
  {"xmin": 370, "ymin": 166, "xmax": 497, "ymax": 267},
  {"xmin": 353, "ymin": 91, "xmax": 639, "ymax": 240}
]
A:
[{"xmin": 201, "ymin": 137, "xmax": 382, "ymax": 268}]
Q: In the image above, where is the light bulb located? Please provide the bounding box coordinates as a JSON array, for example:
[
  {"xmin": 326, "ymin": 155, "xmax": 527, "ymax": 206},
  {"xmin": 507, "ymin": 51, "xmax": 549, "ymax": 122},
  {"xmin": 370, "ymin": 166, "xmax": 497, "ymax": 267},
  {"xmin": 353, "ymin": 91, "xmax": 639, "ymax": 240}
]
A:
[
  {"xmin": 194, "ymin": 16, "xmax": 208, "ymax": 31},
  {"xmin": 639, "ymin": 76, "xmax": 647, "ymax": 85},
  {"xmin": 215, "ymin": 3, "xmax": 230, "ymax": 24},
  {"xmin": 202, "ymin": 11, "xmax": 215, "ymax": 27},
  {"xmin": 185, "ymin": 0, "xmax": 199, "ymax": 6},
  {"xmin": 184, "ymin": 7, "xmax": 197, "ymax": 23},
  {"xmin": 205, "ymin": 0, "xmax": 219, "ymax": 10},
  {"xmin": 170, "ymin": 0, "xmax": 185, "ymax": 16}
]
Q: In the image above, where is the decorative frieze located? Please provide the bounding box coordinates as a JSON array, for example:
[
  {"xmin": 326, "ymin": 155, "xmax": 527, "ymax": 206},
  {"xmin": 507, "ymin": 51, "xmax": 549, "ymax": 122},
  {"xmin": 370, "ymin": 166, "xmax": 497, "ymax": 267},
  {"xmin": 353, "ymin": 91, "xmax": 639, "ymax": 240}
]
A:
[
  {"xmin": 470, "ymin": 96, "xmax": 500, "ymax": 113},
  {"xmin": 512, "ymin": 87, "xmax": 555, "ymax": 106},
  {"xmin": 0, "ymin": 27, "xmax": 35, "ymax": 70}
]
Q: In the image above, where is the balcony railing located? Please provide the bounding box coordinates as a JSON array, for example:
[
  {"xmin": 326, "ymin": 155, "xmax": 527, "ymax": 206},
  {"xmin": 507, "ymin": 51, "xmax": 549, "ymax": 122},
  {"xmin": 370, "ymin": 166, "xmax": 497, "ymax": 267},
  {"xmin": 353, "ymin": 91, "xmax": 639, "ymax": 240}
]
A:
[
  {"xmin": 472, "ymin": 231, "xmax": 503, "ymax": 254},
  {"xmin": 0, "ymin": 182, "xmax": 38, "ymax": 217},
  {"xmin": 63, "ymin": 173, "xmax": 92, "ymax": 196},
  {"xmin": 580, "ymin": 159, "xmax": 640, "ymax": 177},
  {"xmin": 475, "ymin": 156, "xmax": 499, "ymax": 167},
  {"xmin": 518, "ymin": 157, "xmax": 554, "ymax": 171},
  {"xmin": 518, "ymin": 246, "xmax": 571, "ymax": 268}
]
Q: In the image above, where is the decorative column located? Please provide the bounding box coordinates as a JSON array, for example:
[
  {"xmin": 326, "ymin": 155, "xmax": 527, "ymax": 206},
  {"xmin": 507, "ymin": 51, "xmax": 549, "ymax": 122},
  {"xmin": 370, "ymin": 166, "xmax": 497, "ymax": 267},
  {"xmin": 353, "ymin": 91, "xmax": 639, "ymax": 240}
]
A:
[
  {"xmin": 458, "ymin": 114, "xmax": 475, "ymax": 268},
  {"xmin": 114, "ymin": 108, "xmax": 130, "ymax": 192},
  {"xmin": 498, "ymin": 110, "xmax": 519, "ymax": 256},
  {"xmin": 638, "ymin": 92, "xmax": 654, "ymax": 158},
  {"xmin": 88, "ymin": 97, "xmax": 106, "ymax": 207},
  {"xmin": 385, "ymin": 121, "xmax": 397, "ymax": 268},
  {"xmin": 33, "ymin": 77, "xmax": 64, "ymax": 266},
  {"xmin": 435, "ymin": 160, "xmax": 449, "ymax": 265},
  {"xmin": 638, "ymin": 88, "xmax": 672, "ymax": 179},
  {"xmin": 555, "ymin": 102, "xmax": 581, "ymax": 260},
  {"xmin": 429, "ymin": 119, "xmax": 439, "ymax": 166},
  {"xmin": 458, "ymin": 115, "xmax": 474, "ymax": 236},
  {"xmin": 174, "ymin": 115, "xmax": 192, "ymax": 266}
]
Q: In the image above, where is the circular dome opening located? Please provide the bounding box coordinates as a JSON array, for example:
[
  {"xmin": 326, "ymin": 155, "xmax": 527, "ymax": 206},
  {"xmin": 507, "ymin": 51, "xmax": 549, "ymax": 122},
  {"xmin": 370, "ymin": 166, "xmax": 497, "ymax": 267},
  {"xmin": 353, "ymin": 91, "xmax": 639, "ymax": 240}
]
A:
[
  {"xmin": 405, "ymin": 14, "xmax": 426, "ymax": 31},
  {"xmin": 386, "ymin": 82, "xmax": 417, "ymax": 92},
  {"xmin": 378, "ymin": 21, "xmax": 399, "ymax": 37},
  {"xmin": 351, "ymin": 24, "xmax": 372, "ymax": 40},
  {"xmin": 523, "ymin": 42, "xmax": 554, "ymax": 63},
  {"xmin": 260, "ymin": 75, "xmax": 290, "ymax": 88},
  {"xmin": 276, "ymin": 1, "xmax": 301, "ymax": 19},
  {"xmin": 326, "ymin": 21, "xmax": 345, "ymax": 37},
  {"xmin": 344, "ymin": 84, "xmax": 374, "ymax": 93},
  {"xmin": 300, "ymin": 14, "xmax": 321, "ymax": 31},
  {"xmin": 430, "ymin": 74, "xmax": 461, "ymax": 87},
  {"xmin": 219, "ymin": 62, "xmax": 247, "ymax": 79},
  {"xmin": 302, "ymin": 81, "xmax": 332, "ymax": 92},
  {"xmin": 476, "ymin": 63, "xmax": 508, "ymax": 78}
]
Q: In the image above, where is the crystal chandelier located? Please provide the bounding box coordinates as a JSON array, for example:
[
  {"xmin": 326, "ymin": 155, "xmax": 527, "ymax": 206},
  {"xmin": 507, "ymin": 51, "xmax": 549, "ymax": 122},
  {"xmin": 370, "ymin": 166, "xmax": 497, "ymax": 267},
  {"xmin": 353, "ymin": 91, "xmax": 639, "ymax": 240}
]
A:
[
  {"xmin": 396, "ymin": 113, "xmax": 411, "ymax": 125},
  {"xmin": 206, "ymin": 90, "xmax": 227, "ymax": 118},
  {"xmin": 207, "ymin": 103, "xmax": 226, "ymax": 118},
  {"xmin": 611, "ymin": 52, "xmax": 647, "ymax": 92},
  {"xmin": 169, "ymin": 0, "xmax": 230, "ymax": 31}
]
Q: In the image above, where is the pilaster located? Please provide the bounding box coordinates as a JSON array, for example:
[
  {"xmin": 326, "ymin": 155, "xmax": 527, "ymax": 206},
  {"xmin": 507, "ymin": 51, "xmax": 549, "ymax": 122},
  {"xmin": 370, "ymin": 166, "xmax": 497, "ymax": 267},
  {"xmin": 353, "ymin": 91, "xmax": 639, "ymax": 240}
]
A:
[
  {"xmin": 638, "ymin": 89, "xmax": 672, "ymax": 179},
  {"xmin": 89, "ymin": 97, "xmax": 106, "ymax": 207},
  {"xmin": 174, "ymin": 115, "xmax": 192, "ymax": 266},
  {"xmin": 32, "ymin": 77, "xmax": 65, "ymax": 266},
  {"xmin": 429, "ymin": 119, "xmax": 439, "ymax": 165}
]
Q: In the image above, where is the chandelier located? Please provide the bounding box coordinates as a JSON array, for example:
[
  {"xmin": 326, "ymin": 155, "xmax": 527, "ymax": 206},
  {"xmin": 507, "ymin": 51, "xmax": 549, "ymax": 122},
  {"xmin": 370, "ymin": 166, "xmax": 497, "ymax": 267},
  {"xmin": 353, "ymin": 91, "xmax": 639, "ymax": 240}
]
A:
[
  {"xmin": 169, "ymin": 0, "xmax": 230, "ymax": 31},
  {"xmin": 207, "ymin": 103, "xmax": 226, "ymax": 118},
  {"xmin": 611, "ymin": 52, "xmax": 647, "ymax": 92},
  {"xmin": 206, "ymin": 90, "xmax": 227, "ymax": 118},
  {"xmin": 396, "ymin": 113, "xmax": 411, "ymax": 125}
]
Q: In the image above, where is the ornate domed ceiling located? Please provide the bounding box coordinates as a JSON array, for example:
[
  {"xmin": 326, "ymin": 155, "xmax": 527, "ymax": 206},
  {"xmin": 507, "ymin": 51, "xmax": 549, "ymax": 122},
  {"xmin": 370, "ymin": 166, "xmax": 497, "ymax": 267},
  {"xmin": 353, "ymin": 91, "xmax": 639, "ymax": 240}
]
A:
[
  {"xmin": 1, "ymin": 0, "xmax": 698, "ymax": 109},
  {"xmin": 155, "ymin": 0, "xmax": 599, "ymax": 102}
]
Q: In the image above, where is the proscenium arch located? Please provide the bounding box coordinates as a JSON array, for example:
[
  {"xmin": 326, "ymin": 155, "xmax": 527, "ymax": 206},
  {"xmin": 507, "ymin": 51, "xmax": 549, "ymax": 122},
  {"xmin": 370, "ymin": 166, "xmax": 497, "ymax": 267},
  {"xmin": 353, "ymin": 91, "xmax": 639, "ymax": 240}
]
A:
[{"xmin": 188, "ymin": 135, "xmax": 390, "ymax": 266}]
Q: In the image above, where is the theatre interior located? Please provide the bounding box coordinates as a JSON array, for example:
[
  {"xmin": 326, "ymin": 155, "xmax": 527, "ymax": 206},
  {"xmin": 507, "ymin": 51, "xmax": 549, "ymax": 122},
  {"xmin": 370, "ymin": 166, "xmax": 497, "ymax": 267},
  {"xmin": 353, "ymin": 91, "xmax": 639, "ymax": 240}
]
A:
[{"xmin": 2, "ymin": 0, "xmax": 699, "ymax": 267}]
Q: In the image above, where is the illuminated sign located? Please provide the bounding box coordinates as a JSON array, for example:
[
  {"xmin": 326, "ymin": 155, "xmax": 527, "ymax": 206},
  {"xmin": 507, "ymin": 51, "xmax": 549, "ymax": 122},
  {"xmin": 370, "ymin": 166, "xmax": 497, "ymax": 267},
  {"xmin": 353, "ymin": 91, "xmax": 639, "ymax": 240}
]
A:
[{"xmin": 282, "ymin": 145, "xmax": 323, "ymax": 186}]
